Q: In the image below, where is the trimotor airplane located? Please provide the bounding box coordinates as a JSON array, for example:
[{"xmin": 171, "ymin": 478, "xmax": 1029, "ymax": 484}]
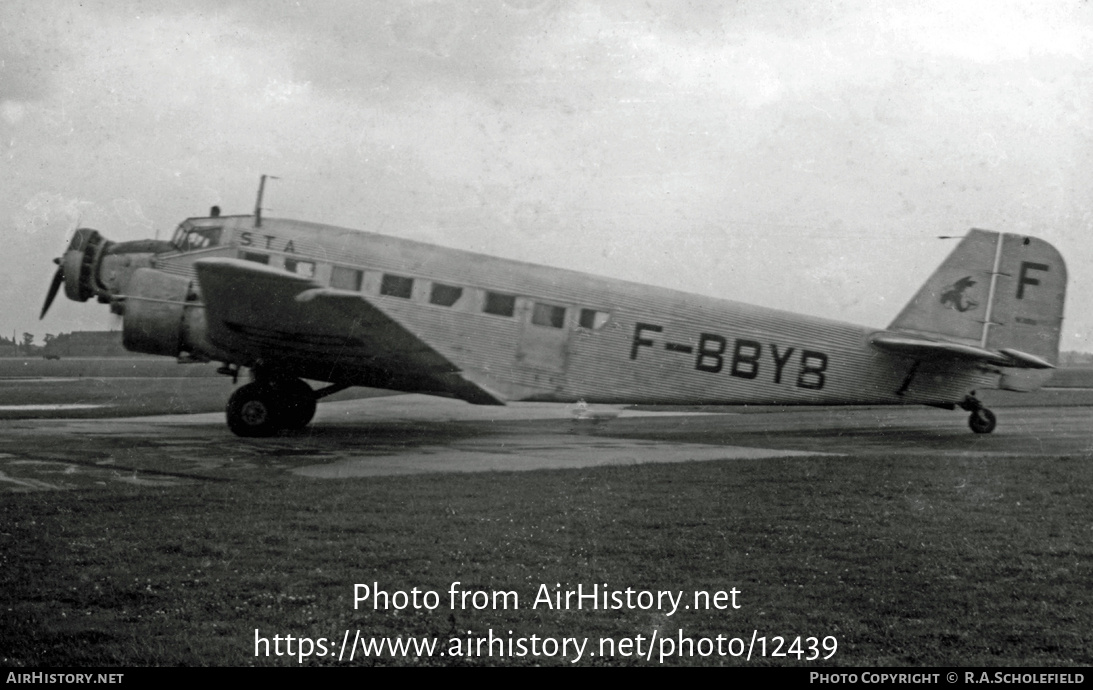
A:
[{"xmin": 40, "ymin": 200, "xmax": 1066, "ymax": 437}]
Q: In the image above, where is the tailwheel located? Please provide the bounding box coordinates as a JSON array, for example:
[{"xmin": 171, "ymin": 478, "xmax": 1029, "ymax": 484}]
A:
[
  {"xmin": 968, "ymin": 407, "xmax": 997, "ymax": 434},
  {"xmin": 226, "ymin": 382, "xmax": 282, "ymax": 437}
]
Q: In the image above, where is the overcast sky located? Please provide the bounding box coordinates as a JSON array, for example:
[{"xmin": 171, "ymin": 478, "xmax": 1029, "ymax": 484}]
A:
[{"xmin": 4, "ymin": 0, "xmax": 1092, "ymax": 351}]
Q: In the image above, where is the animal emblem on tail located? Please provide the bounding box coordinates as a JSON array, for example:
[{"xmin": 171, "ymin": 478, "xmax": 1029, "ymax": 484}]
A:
[{"xmin": 939, "ymin": 277, "xmax": 979, "ymax": 313}]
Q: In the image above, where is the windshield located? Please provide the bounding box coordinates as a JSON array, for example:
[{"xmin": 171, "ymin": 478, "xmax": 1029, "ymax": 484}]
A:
[{"xmin": 171, "ymin": 224, "xmax": 223, "ymax": 252}]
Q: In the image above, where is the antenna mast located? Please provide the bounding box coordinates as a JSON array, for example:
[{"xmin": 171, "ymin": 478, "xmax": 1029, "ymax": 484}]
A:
[{"xmin": 254, "ymin": 174, "xmax": 279, "ymax": 228}]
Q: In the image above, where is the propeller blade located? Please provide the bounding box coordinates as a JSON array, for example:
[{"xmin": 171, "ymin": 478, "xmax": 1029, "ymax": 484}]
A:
[{"xmin": 40, "ymin": 265, "xmax": 64, "ymax": 319}]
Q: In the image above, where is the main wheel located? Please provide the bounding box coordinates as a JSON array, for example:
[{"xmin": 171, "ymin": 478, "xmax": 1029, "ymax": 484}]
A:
[
  {"xmin": 968, "ymin": 407, "xmax": 997, "ymax": 434},
  {"xmin": 275, "ymin": 378, "xmax": 317, "ymax": 430},
  {"xmin": 226, "ymin": 382, "xmax": 282, "ymax": 437}
]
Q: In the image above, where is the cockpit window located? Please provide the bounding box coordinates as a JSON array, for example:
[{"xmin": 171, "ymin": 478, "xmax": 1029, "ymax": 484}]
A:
[{"xmin": 171, "ymin": 225, "xmax": 223, "ymax": 252}]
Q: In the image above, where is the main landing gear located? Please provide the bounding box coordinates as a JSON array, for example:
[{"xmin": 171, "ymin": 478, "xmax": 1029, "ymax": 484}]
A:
[
  {"xmin": 224, "ymin": 373, "xmax": 350, "ymax": 437},
  {"xmin": 960, "ymin": 395, "xmax": 997, "ymax": 434}
]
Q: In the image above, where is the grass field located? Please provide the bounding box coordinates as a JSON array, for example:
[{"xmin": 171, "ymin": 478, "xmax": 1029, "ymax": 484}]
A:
[
  {"xmin": 1, "ymin": 452, "xmax": 1089, "ymax": 666},
  {"xmin": 0, "ymin": 357, "xmax": 223, "ymax": 379}
]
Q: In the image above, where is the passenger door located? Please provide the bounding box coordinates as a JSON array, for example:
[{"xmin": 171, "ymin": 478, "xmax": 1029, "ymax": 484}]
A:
[{"xmin": 516, "ymin": 300, "xmax": 571, "ymax": 374}]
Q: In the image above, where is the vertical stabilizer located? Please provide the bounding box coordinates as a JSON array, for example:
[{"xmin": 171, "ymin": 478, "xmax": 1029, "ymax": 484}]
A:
[{"xmin": 888, "ymin": 229, "xmax": 1066, "ymax": 366}]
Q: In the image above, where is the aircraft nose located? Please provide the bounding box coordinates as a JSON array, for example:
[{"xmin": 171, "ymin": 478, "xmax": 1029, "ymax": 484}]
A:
[
  {"xmin": 40, "ymin": 228, "xmax": 109, "ymax": 319},
  {"xmin": 62, "ymin": 228, "xmax": 106, "ymax": 302}
]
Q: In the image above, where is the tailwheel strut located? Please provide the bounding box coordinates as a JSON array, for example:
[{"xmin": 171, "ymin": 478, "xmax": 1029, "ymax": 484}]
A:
[{"xmin": 960, "ymin": 395, "xmax": 997, "ymax": 434}]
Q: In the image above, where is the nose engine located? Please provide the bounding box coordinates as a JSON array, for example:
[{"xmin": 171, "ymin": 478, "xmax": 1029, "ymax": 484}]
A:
[
  {"xmin": 62, "ymin": 228, "xmax": 107, "ymax": 303},
  {"xmin": 41, "ymin": 228, "xmax": 175, "ymax": 319},
  {"xmin": 40, "ymin": 227, "xmax": 224, "ymax": 362},
  {"xmin": 41, "ymin": 228, "xmax": 104, "ymax": 318}
]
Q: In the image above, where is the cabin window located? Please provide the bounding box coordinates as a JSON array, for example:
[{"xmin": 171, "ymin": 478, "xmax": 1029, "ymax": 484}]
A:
[
  {"xmin": 241, "ymin": 252, "xmax": 269, "ymax": 265},
  {"xmin": 579, "ymin": 309, "xmax": 610, "ymax": 330},
  {"xmin": 331, "ymin": 266, "xmax": 363, "ymax": 291},
  {"xmin": 531, "ymin": 302, "xmax": 566, "ymax": 328},
  {"xmin": 430, "ymin": 283, "xmax": 463, "ymax": 307},
  {"xmin": 483, "ymin": 291, "xmax": 516, "ymax": 317},
  {"xmin": 380, "ymin": 274, "xmax": 414, "ymax": 299},
  {"xmin": 285, "ymin": 258, "xmax": 315, "ymax": 278},
  {"xmin": 173, "ymin": 225, "xmax": 222, "ymax": 252}
]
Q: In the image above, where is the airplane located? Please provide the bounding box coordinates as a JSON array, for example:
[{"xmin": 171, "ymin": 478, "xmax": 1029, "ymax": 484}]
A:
[{"xmin": 39, "ymin": 199, "xmax": 1066, "ymax": 437}]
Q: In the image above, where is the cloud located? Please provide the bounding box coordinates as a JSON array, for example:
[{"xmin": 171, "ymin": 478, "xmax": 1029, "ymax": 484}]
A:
[
  {"xmin": 11, "ymin": 192, "xmax": 93, "ymax": 235},
  {"xmin": 3, "ymin": 0, "xmax": 1093, "ymax": 347}
]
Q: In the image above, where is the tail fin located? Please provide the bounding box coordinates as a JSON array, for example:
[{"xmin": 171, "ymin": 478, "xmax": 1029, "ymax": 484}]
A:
[{"xmin": 888, "ymin": 229, "xmax": 1067, "ymax": 366}]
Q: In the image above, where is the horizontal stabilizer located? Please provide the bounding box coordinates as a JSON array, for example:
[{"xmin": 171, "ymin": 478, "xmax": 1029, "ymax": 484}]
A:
[
  {"xmin": 997, "ymin": 348, "xmax": 1055, "ymax": 370},
  {"xmin": 870, "ymin": 334, "xmax": 1054, "ymax": 369}
]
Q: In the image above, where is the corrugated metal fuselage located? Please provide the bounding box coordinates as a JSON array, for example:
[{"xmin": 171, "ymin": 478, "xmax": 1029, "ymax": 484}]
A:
[{"xmin": 157, "ymin": 216, "xmax": 999, "ymax": 406}]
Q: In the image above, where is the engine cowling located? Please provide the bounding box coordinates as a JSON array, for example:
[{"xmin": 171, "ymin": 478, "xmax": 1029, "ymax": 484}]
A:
[
  {"xmin": 62, "ymin": 229, "xmax": 106, "ymax": 302},
  {"xmin": 122, "ymin": 268, "xmax": 227, "ymax": 361}
]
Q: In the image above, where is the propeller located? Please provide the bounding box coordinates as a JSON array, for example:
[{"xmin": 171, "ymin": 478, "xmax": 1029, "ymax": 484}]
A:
[
  {"xmin": 40, "ymin": 258, "xmax": 65, "ymax": 320},
  {"xmin": 40, "ymin": 226, "xmax": 102, "ymax": 319},
  {"xmin": 41, "ymin": 217, "xmax": 82, "ymax": 321}
]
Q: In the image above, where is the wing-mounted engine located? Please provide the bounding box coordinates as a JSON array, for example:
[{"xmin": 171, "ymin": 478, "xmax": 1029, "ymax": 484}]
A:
[{"xmin": 121, "ymin": 268, "xmax": 228, "ymax": 361}]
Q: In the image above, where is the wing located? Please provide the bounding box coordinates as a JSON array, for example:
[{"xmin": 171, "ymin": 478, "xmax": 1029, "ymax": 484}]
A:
[
  {"xmin": 869, "ymin": 333, "xmax": 1054, "ymax": 369},
  {"xmin": 193, "ymin": 258, "xmax": 504, "ymax": 405}
]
